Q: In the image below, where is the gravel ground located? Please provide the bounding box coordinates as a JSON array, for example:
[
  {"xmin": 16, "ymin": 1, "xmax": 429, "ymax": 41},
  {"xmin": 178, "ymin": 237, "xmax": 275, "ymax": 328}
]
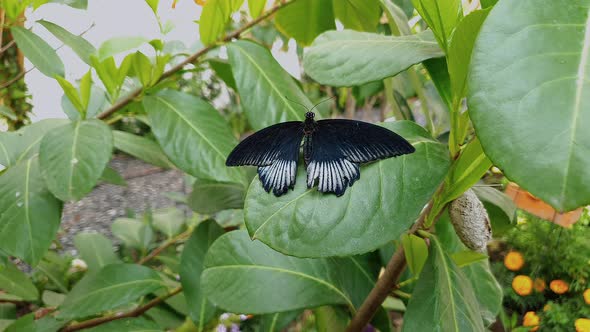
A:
[{"xmin": 58, "ymin": 154, "xmax": 190, "ymax": 255}]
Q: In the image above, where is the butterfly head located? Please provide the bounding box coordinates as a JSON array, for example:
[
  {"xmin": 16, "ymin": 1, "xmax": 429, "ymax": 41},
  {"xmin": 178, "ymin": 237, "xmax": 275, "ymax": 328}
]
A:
[{"xmin": 305, "ymin": 111, "xmax": 315, "ymax": 120}]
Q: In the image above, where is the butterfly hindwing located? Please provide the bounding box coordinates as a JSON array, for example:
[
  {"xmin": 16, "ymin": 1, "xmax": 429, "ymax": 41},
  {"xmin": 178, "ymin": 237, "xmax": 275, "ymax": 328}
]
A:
[
  {"xmin": 306, "ymin": 119, "xmax": 415, "ymax": 196},
  {"xmin": 226, "ymin": 122, "xmax": 304, "ymax": 196}
]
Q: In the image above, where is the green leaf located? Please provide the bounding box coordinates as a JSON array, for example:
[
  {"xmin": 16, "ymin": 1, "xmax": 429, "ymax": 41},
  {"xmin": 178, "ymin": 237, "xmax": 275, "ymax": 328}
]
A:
[
  {"xmin": 39, "ymin": 120, "xmax": 113, "ymax": 201},
  {"xmin": 447, "ymin": 9, "xmax": 490, "ymax": 101},
  {"xmin": 50, "ymin": 0, "xmax": 88, "ymax": 9},
  {"xmin": 380, "ymin": 0, "xmax": 411, "ymax": 36},
  {"xmin": 111, "ymin": 218, "xmax": 153, "ymax": 250},
  {"xmin": 5, "ymin": 314, "xmax": 62, "ymax": 332},
  {"xmin": 0, "ymin": 262, "xmax": 39, "ymax": 301},
  {"xmin": 0, "ymin": 106, "xmax": 17, "ymax": 122},
  {"xmin": 99, "ymin": 166, "xmax": 126, "ymax": 186},
  {"xmin": 57, "ymin": 264, "xmax": 163, "ymax": 320},
  {"xmin": 227, "ymin": 40, "xmax": 311, "ymax": 130},
  {"xmin": 143, "ymin": 90, "xmax": 245, "ymax": 183},
  {"xmin": 462, "ymin": 260, "xmax": 503, "ymax": 326},
  {"xmin": 314, "ymin": 306, "xmax": 349, "ymax": 331},
  {"xmin": 179, "ymin": 220, "xmax": 224, "ymax": 328},
  {"xmin": 450, "ymin": 250, "xmax": 487, "ymax": 267},
  {"xmin": 472, "ymin": 186, "xmax": 516, "ymax": 236},
  {"xmin": 73, "ymin": 232, "xmax": 120, "ymax": 271},
  {"xmin": 333, "ymin": 0, "xmax": 381, "ymax": 32},
  {"xmin": 152, "ymin": 207, "xmax": 185, "ymax": 238},
  {"xmin": 469, "ymin": 0, "xmax": 590, "ymax": 211},
  {"xmin": 303, "ymin": 30, "xmax": 444, "ymax": 87},
  {"xmin": 132, "ymin": 51, "xmax": 153, "ymax": 87},
  {"xmin": 42, "ymin": 290, "xmax": 66, "ymax": 307},
  {"xmin": 201, "ymin": 231, "xmax": 377, "ymax": 313},
  {"xmin": 97, "ymin": 36, "xmax": 149, "ymax": 60},
  {"xmin": 144, "ymin": 0, "xmax": 159, "ymax": 14},
  {"xmin": 61, "ymin": 85, "xmax": 107, "ymax": 120},
  {"xmin": 37, "ymin": 20, "xmax": 97, "ymax": 64},
  {"xmin": 0, "ymin": 158, "xmax": 62, "ymax": 265},
  {"xmin": 248, "ymin": 0, "xmax": 265, "ymax": 18},
  {"xmin": 411, "ymin": 0, "xmax": 462, "ymax": 51},
  {"xmin": 208, "ymin": 59, "xmax": 237, "ymax": 90},
  {"xmin": 113, "ymin": 130, "xmax": 174, "ymax": 169},
  {"xmin": 10, "ymin": 26, "xmax": 65, "ymax": 77},
  {"xmin": 275, "ymin": 0, "xmax": 335, "ymax": 46},
  {"xmin": 401, "ymin": 234, "xmax": 428, "ymax": 276},
  {"xmin": 402, "ymin": 236, "xmax": 485, "ymax": 332},
  {"xmin": 480, "ymin": 0, "xmax": 496, "ymax": 8},
  {"xmin": 199, "ymin": 0, "xmax": 232, "ymax": 45},
  {"xmin": 36, "ymin": 252, "xmax": 70, "ymax": 293},
  {"xmin": 258, "ymin": 310, "xmax": 301, "ymax": 331},
  {"xmin": 55, "ymin": 76, "xmax": 84, "ymax": 113},
  {"xmin": 83, "ymin": 317, "xmax": 160, "ymax": 332},
  {"xmin": 79, "ymin": 70, "xmax": 92, "ymax": 112},
  {"xmin": 442, "ymin": 138, "xmax": 491, "ymax": 203},
  {"xmin": 245, "ymin": 121, "xmax": 450, "ymax": 257},
  {"xmin": 188, "ymin": 180, "xmax": 245, "ymax": 214}
]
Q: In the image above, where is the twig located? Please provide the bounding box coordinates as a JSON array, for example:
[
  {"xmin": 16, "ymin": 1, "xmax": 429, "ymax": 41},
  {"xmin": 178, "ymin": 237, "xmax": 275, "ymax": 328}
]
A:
[
  {"xmin": 60, "ymin": 287, "xmax": 182, "ymax": 332},
  {"xmin": 345, "ymin": 184, "xmax": 449, "ymax": 332},
  {"xmin": 137, "ymin": 228, "xmax": 192, "ymax": 265},
  {"xmin": 97, "ymin": 0, "xmax": 295, "ymax": 120}
]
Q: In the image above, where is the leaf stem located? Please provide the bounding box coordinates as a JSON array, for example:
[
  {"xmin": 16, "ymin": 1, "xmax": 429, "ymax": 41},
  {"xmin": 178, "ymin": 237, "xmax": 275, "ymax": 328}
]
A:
[
  {"xmin": 96, "ymin": 0, "xmax": 296, "ymax": 120},
  {"xmin": 345, "ymin": 183, "xmax": 448, "ymax": 332},
  {"xmin": 59, "ymin": 286, "xmax": 182, "ymax": 332},
  {"xmin": 137, "ymin": 227, "xmax": 192, "ymax": 265}
]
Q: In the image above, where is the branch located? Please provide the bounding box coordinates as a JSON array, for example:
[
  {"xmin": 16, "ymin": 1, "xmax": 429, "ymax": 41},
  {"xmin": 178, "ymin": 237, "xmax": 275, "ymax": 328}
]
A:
[
  {"xmin": 97, "ymin": 0, "xmax": 295, "ymax": 120},
  {"xmin": 137, "ymin": 228, "xmax": 192, "ymax": 265},
  {"xmin": 345, "ymin": 185, "xmax": 447, "ymax": 332},
  {"xmin": 60, "ymin": 286, "xmax": 182, "ymax": 332}
]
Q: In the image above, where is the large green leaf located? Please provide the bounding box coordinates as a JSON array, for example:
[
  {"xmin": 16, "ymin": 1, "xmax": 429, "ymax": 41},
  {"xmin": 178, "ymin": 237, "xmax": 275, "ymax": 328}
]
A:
[
  {"xmin": 227, "ymin": 41, "xmax": 310, "ymax": 130},
  {"xmin": 73, "ymin": 233, "xmax": 120, "ymax": 272},
  {"xmin": 411, "ymin": 0, "xmax": 462, "ymax": 51},
  {"xmin": 463, "ymin": 260, "xmax": 503, "ymax": 326},
  {"xmin": 0, "ymin": 262, "xmax": 39, "ymax": 301},
  {"xmin": 113, "ymin": 130, "xmax": 173, "ymax": 169},
  {"xmin": 57, "ymin": 264, "xmax": 164, "ymax": 320},
  {"xmin": 144, "ymin": 90, "xmax": 245, "ymax": 183},
  {"xmin": 402, "ymin": 236, "xmax": 484, "ymax": 332},
  {"xmin": 179, "ymin": 220, "xmax": 224, "ymax": 328},
  {"xmin": 201, "ymin": 231, "xmax": 376, "ymax": 313},
  {"xmin": 84, "ymin": 317, "xmax": 159, "ymax": 332},
  {"xmin": 39, "ymin": 120, "xmax": 113, "ymax": 201},
  {"xmin": 37, "ymin": 20, "xmax": 96, "ymax": 64},
  {"xmin": 333, "ymin": 0, "xmax": 381, "ymax": 32},
  {"xmin": 447, "ymin": 9, "xmax": 490, "ymax": 100},
  {"xmin": 0, "ymin": 158, "xmax": 62, "ymax": 265},
  {"xmin": 303, "ymin": 30, "xmax": 444, "ymax": 87},
  {"xmin": 10, "ymin": 26, "xmax": 65, "ymax": 77},
  {"xmin": 275, "ymin": 0, "xmax": 335, "ymax": 46},
  {"xmin": 188, "ymin": 180, "xmax": 245, "ymax": 214},
  {"xmin": 468, "ymin": 0, "xmax": 590, "ymax": 211},
  {"xmin": 245, "ymin": 121, "xmax": 449, "ymax": 257},
  {"xmin": 0, "ymin": 119, "xmax": 67, "ymax": 168}
]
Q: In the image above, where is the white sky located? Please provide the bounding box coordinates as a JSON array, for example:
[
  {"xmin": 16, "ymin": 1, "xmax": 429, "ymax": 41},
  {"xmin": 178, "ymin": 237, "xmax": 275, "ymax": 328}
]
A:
[{"xmin": 22, "ymin": 0, "xmax": 301, "ymax": 121}]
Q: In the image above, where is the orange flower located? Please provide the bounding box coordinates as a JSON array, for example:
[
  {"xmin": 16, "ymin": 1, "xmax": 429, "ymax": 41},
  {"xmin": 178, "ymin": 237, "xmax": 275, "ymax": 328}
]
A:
[
  {"xmin": 504, "ymin": 251, "xmax": 525, "ymax": 271},
  {"xmin": 533, "ymin": 278, "xmax": 546, "ymax": 292},
  {"xmin": 576, "ymin": 318, "xmax": 590, "ymax": 332},
  {"xmin": 550, "ymin": 280, "xmax": 569, "ymax": 294},
  {"xmin": 523, "ymin": 311, "xmax": 540, "ymax": 331},
  {"xmin": 512, "ymin": 275, "xmax": 533, "ymax": 296},
  {"xmin": 584, "ymin": 289, "xmax": 590, "ymax": 305}
]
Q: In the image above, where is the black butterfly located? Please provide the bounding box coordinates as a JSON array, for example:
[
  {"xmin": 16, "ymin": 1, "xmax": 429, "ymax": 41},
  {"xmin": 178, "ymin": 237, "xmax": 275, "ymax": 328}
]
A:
[{"xmin": 226, "ymin": 112, "xmax": 415, "ymax": 197}]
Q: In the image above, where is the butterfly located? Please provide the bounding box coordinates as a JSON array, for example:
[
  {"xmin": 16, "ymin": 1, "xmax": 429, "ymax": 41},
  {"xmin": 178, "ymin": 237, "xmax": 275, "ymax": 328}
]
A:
[{"xmin": 226, "ymin": 111, "xmax": 415, "ymax": 197}]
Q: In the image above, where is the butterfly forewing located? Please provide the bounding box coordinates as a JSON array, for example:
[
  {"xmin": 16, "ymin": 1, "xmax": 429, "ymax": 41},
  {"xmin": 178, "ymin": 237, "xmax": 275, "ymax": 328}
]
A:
[
  {"xmin": 226, "ymin": 121, "xmax": 304, "ymax": 196},
  {"xmin": 306, "ymin": 119, "xmax": 415, "ymax": 196}
]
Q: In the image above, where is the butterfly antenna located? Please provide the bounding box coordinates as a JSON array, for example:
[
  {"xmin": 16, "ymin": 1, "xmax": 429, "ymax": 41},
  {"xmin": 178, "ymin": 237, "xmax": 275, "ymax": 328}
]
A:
[
  {"xmin": 284, "ymin": 96, "xmax": 310, "ymax": 111},
  {"xmin": 310, "ymin": 95, "xmax": 336, "ymax": 113}
]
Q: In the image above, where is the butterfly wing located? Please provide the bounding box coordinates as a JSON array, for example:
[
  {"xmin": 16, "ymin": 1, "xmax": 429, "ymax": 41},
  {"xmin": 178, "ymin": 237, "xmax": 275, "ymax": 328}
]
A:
[
  {"xmin": 226, "ymin": 121, "xmax": 304, "ymax": 196},
  {"xmin": 306, "ymin": 119, "xmax": 415, "ymax": 196}
]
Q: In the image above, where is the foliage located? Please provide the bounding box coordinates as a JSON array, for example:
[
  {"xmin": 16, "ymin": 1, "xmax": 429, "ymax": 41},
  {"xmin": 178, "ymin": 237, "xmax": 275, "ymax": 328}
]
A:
[
  {"xmin": 492, "ymin": 213, "xmax": 590, "ymax": 330},
  {"xmin": 1, "ymin": 0, "xmax": 589, "ymax": 331}
]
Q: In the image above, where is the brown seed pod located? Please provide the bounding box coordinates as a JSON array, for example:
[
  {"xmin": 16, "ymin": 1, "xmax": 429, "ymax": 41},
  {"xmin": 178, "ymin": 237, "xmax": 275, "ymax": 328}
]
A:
[{"xmin": 449, "ymin": 189, "xmax": 492, "ymax": 253}]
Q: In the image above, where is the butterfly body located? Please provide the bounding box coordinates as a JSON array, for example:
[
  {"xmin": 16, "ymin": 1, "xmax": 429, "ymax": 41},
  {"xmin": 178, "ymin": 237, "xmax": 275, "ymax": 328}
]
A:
[{"xmin": 226, "ymin": 112, "xmax": 415, "ymax": 197}]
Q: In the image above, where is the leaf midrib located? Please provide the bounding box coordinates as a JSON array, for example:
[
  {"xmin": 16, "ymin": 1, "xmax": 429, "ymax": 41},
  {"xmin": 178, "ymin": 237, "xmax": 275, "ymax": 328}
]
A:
[{"xmin": 12, "ymin": 27, "xmax": 62, "ymax": 75}]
